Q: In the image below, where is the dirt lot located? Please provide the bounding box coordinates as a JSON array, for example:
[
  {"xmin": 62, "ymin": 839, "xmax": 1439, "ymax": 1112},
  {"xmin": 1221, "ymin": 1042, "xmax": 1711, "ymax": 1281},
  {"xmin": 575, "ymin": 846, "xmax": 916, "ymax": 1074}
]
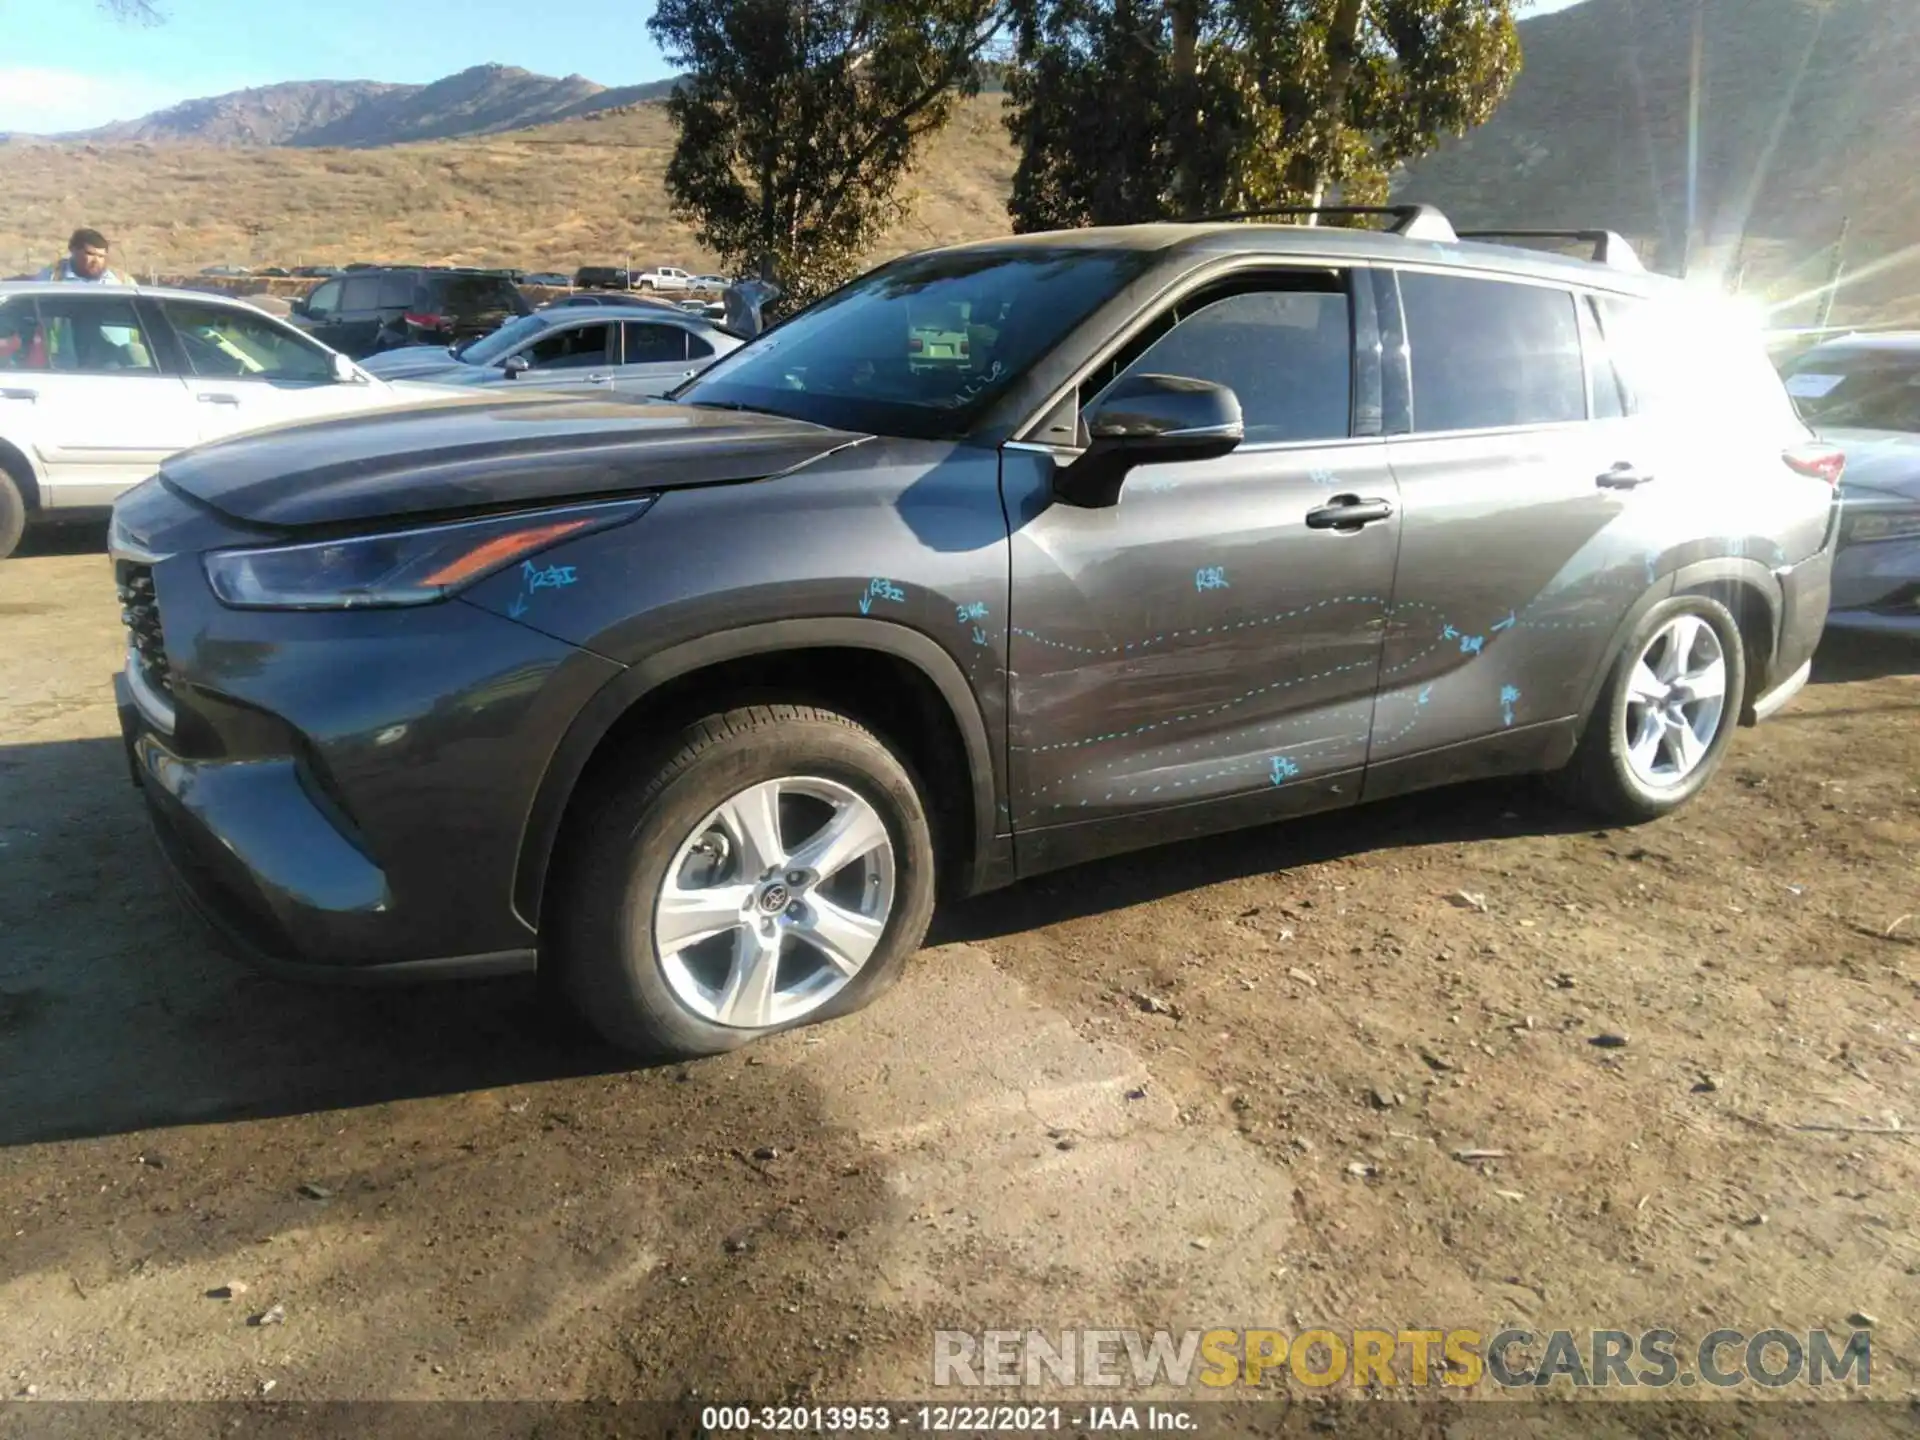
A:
[{"xmin": 0, "ymin": 521, "xmax": 1915, "ymax": 1429}]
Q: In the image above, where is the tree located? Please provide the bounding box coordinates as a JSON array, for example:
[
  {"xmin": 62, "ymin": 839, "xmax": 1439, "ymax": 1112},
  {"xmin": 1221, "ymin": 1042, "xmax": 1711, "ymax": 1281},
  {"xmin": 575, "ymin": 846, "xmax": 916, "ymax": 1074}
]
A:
[
  {"xmin": 98, "ymin": 0, "xmax": 165, "ymax": 20},
  {"xmin": 649, "ymin": 0, "xmax": 1005, "ymax": 309},
  {"xmin": 1005, "ymin": 0, "xmax": 1522, "ymax": 231}
]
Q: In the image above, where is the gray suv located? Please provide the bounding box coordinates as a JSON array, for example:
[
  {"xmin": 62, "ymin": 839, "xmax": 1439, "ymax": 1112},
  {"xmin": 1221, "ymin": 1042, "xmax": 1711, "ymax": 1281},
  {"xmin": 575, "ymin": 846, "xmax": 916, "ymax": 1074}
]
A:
[{"xmin": 108, "ymin": 205, "xmax": 1841, "ymax": 1059}]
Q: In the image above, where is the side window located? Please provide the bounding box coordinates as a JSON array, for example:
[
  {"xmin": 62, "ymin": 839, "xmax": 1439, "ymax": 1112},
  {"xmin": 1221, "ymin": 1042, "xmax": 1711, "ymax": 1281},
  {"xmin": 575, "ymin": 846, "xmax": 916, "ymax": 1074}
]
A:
[
  {"xmin": 0, "ymin": 302, "xmax": 48, "ymax": 371},
  {"xmin": 686, "ymin": 331, "xmax": 715, "ymax": 360},
  {"xmin": 164, "ymin": 302, "xmax": 335, "ymax": 382},
  {"xmin": 380, "ymin": 274, "xmax": 416, "ymax": 309},
  {"xmin": 1084, "ymin": 281, "xmax": 1355, "ymax": 446},
  {"xmin": 339, "ymin": 277, "xmax": 383, "ymax": 311},
  {"xmin": 304, "ymin": 281, "xmax": 343, "ymax": 318},
  {"xmin": 524, "ymin": 323, "xmax": 611, "ymax": 369},
  {"xmin": 34, "ymin": 296, "xmax": 159, "ymax": 375},
  {"xmin": 1399, "ymin": 272, "xmax": 1586, "ymax": 433},
  {"xmin": 622, "ymin": 323, "xmax": 689, "ymax": 364}
]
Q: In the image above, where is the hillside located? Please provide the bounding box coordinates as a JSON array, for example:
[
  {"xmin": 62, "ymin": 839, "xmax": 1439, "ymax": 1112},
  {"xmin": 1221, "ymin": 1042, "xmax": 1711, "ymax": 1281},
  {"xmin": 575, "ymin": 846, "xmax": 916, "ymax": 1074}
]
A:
[
  {"xmin": 58, "ymin": 65, "xmax": 679, "ymax": 148},
  {"xmin": 1397, "ymin": 0, "xmax": 1920, "ymax": 322},
  {"xmin": 0, "ymin": 98, "xmax": 1017, "ymax": 278}
]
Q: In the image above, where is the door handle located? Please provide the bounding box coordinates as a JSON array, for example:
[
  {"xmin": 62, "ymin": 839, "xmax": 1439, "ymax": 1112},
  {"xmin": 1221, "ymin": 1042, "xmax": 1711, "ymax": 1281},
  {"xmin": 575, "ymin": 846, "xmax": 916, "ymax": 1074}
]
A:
[
  {"xmin": 197, "ymin": 393, "xmax": 241, "ymax": 406},
  {"xmin": 0, "ymin": 388, "xmax": 36, "ymax": 402},
  {"xmin": 1305, "ymin": 494, "xmax": 1395, "ymax": 531},
  {"xmin": 1597, "ymin": 462, "xmax": 1654, "ymax": 490}
]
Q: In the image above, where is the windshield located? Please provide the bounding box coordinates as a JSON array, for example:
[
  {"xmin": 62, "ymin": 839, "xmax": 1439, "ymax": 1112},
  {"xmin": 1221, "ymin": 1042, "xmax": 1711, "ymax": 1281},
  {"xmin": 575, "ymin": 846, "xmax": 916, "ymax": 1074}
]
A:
[
  {"xmin": 1782, "ymin": 350, "xmax": 1920, "ymax": 433},
  {"xmin": 675, "ymin": 246, "xmax": 1157, "ymax": 439},
  {"xmin": 459, "ymin": 313, "xmax": 551, "ymax": 366}
]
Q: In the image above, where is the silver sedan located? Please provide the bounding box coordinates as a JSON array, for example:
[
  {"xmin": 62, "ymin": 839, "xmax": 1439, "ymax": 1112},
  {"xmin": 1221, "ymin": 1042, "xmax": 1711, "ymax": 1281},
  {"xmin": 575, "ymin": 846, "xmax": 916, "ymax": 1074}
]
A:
[{"xmin": 359, "ymin": 305, "xmax": 743, "ymax": 396}]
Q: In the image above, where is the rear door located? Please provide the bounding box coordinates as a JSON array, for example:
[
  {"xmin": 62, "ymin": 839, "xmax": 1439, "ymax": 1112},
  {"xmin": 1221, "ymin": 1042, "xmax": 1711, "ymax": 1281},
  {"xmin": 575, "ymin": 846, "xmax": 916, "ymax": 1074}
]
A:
[
  {"xmin": 318, "ymin": 274, "xmax": 390, "ymax": 358},
  {"xmin": 612, "ymin": 321, "xmax": 707, "ymax": 395},
  {"xmin": 5, "ymin": 293, "xmax": 195, "ymax": 507},
  {"xmin": 1367, "ymin": 266, "xmax": 1652, "ymax": 782}
]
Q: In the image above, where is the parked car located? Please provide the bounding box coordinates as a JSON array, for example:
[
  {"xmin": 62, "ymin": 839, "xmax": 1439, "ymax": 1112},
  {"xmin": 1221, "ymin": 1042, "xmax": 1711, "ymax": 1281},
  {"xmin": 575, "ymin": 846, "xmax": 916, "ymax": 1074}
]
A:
[
  {"xmin": 291, "ymin": 265, "xmax": 341, "ymax": 279},
  {"xmin": 287, "ymin": 266, "xmax": 532, "ymax": 359},
  {"xmin": 0, "ymin": 282, "xmax": 458, "ymax": 559},
  {"xmin": 107, "ymin": 205, "xmax": 1838, "ymax": 1059},
  {"xmin": 691, "ymin": 274, "xmax": 731, "ymax": 292},
  {"xmin": 539, "ymin": 291, "xmax": 690, "ymax": 313},
  {"xmin": 524, "ymin": 272, "xmax": 572, "ymax": 288},
  {"xmin": 359, "ymin": 304, "xmax": 743, "ymax": 394},
  {"xmin": 1777, "ymin": 331, "xmax": 1920, "ymax": 633},
  {"xmin": 633, "ymin": 266, "xmax": 693, "ymax": 293},
  {"xmin": 199, "ymin": 265, "xmax": 251, "ymax": 277},
  {"xmin": 574, "ymin": 266, "xmax": 633, "ymax": 291}
]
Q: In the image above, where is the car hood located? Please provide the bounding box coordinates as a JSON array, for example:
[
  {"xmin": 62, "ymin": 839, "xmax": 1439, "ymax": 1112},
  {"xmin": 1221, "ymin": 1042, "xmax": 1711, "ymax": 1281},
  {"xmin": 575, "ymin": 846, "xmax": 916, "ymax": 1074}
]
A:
[
  {"xmin": 1823, "ymin": 427, "xmax": 1920, "ymax": 505},
  {"xmin": 157, "ymin": 393, "xmax": 870, "ymax": 530},
  {"xmin": 359, "ymin": 345, "xmax": 477, "ymax": 381}
]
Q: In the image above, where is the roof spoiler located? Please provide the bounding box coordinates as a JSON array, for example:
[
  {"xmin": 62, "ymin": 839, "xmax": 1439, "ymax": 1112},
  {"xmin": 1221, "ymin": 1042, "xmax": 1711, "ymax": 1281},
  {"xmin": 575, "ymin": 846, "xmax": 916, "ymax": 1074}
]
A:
[
  {"xmin": 1455, "ymin": 229, "xmax": 1646, "ymax": 271},
  {"xmin": 1192, "ymin": 204, "xmax": 1459, "ymax": 243}
]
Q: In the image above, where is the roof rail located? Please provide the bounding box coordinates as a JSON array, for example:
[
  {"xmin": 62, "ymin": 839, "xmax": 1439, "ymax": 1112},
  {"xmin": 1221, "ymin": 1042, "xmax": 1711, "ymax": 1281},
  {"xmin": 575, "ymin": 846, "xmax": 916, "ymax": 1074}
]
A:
[
  {"xmin": 1191, "ymin": 204, "xmax": 1459, "ymax": 243},
  {"xmin": 1456, "ymin": 229, "xmax": 1645, "ymax": 271}
]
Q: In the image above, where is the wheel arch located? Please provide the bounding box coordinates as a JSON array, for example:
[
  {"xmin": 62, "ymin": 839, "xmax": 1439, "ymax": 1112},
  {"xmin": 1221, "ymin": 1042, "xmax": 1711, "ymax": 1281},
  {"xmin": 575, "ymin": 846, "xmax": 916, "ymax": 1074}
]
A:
[
  {"xmin": 1573, "ymin": 558, "xmax": 1781, "ymax": 735},
  {"xmin": 0, "ymin": 435, "xmax": 44, "ymax": 512},
  {"xmin": 514, "ymin": 618, "xmax": 1005, "ymax": 931}
]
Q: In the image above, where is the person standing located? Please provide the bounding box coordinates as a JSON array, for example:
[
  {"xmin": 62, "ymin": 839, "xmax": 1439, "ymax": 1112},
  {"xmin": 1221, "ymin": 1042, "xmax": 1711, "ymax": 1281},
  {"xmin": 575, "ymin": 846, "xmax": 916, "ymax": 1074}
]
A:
[{"xmin": 39, "ymin": 228, "xmax": 126, "ymax": 284}]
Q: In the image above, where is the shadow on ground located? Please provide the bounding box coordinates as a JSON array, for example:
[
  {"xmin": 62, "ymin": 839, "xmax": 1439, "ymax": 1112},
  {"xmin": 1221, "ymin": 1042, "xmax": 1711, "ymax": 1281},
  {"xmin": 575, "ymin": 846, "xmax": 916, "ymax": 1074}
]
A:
[
  {"xmin": 1810, "ymin": 627, "xmax": 1919, "ymax": 685},
  {"xmin": 14, "ymin": 517, "xmax": 111, "ymax": 559}
]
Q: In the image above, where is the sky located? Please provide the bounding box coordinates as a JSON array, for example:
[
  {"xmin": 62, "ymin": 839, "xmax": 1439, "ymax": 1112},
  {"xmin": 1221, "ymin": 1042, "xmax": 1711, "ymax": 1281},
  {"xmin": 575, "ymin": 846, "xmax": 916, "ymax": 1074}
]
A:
[{"xmin": 0, "ymin": 0, "xmax": 1593, "ymax": 135}]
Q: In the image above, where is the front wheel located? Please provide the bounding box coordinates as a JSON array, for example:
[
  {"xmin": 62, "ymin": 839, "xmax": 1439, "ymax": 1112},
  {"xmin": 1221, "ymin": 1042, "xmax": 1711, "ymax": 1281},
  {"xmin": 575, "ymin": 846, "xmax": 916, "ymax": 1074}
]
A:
[
  {"xmin": 0, "ymin": 462, "xmax": 26, "ymax": 560},
  {"xmin": 550, "ymin": 704, "xmax": 937, "ymax": 1058},
  {"xmin": 1555, "ymin": 594, "xmax": 1747, "ymax": 823}
]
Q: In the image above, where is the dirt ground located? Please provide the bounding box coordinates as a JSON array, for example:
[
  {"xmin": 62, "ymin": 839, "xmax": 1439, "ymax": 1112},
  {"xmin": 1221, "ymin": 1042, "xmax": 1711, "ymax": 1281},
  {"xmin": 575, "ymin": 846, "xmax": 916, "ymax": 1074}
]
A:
[{"xmin": 1, "ymin": 520, "xmax": 1915, "ymax": 1431}]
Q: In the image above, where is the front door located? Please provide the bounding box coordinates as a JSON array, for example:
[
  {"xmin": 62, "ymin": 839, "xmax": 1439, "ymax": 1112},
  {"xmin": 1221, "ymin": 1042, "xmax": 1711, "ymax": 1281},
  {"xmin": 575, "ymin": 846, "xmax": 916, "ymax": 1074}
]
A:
[
  {"xmin": 10, "ymin": 293, "xmax": 195, "ymax": 507},
  {"xmin": 1003, "ymin": 270, "xmax": 1401, "ymax": 856},
  {"xmin": 157, "ymin": 298, "xmax": 392, "ymax": 442}
]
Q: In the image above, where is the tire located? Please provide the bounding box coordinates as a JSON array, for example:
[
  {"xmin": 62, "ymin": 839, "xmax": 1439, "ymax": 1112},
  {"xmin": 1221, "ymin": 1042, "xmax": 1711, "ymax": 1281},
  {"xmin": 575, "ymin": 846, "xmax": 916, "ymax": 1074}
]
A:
[
  {"xmin": 0, "ymin": 462, "xmax": 26, "ymax": 561},
  {"xmin": 1554, "ymin": 593, "xmax": 1747, "ymax": 823},
  {"xmin": 551, "ymin": 704, "xmax": 938, "ymax": 1058}
]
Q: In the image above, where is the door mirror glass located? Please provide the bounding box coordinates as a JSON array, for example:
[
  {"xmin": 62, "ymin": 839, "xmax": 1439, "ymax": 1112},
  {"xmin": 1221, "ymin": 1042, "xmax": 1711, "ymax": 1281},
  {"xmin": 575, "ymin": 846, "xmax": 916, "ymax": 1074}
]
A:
[
  {"xmin": 331, "ymin": 352, "xmax": 358, "ymax": 384},
  {"xmin": 502, "ymin": 354, "xmax": 531, "ymax": 377},
  {"xmin": 1057, "ymin": 373, "xmax": 1244, "ymax": 507}
]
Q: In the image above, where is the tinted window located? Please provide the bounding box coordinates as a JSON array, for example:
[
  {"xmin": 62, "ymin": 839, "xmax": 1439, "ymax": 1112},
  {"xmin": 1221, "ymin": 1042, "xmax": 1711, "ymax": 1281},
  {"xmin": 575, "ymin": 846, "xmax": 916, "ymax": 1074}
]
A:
[
  {"xmin": 677, "ymin": 246, "xmax": 1159, "ymax": 440},
  {"xmin": 380, "ymin": 274, "xmax": 416, "ymax": 308},
  {"xmin": 428, "ymin": 275, "xmax": 521, "ymax": 311},
  {"xmin": 34, "ymin": 296, "xmax": 158, "ymax": 375},
  {"xmin": 340, "ymin": 276, "xmax": 383, "ymax": 311},
  {"xmin": 165, "ymin": 301, "xmax": 334, "ymax": 382},
  {"xmin": 1089, "ymin": 286, "xmax": 1353, "ymax": 445},
  {"xmin": 1400, "ymin": 272, "xmax": 1586, "ymax": 432},
  {"xmin": 687, "ymin": 331, "xmax": 714, "ymax": 360},
  {"xmin": 1779, "ymin": 349, "xmax": 1920, "ymax": 433},
  {"xmin": 622, "ymin": 323, "xmax": 688, "ymax": 364},
  {"xmin": 305, "ymin": 280, "xmax": 343, "ymax": 317},
  {"xmin": 524, "ymin": 323, "xmax": 611, "ymax": 369}
]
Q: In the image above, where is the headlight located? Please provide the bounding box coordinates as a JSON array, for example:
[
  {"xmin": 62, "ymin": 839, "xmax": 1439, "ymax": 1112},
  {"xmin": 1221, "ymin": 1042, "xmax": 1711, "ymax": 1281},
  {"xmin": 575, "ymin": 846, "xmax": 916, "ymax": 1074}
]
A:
[
  {"xmin": 203, "ymin": 496, "xmax": 655, "ymax": 610},
  {"xmin": 1846, "ymin": 507, "xmax": 1920, "ymax": 544}
]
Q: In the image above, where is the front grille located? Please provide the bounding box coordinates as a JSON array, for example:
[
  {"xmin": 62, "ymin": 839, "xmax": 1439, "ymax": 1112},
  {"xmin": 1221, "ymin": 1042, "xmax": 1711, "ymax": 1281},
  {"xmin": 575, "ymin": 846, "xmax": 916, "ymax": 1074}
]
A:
[{"xmin": 116, "ymin": 560, "xmax": 172, "ymax": 694}]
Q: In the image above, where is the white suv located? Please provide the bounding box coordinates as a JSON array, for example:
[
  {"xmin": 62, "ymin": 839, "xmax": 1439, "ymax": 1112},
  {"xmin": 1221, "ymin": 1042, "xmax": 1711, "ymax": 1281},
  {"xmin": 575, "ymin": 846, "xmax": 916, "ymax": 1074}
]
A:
[{"xmin": 0, "ymin": 283, "xmax": 445, "ymax": 558}]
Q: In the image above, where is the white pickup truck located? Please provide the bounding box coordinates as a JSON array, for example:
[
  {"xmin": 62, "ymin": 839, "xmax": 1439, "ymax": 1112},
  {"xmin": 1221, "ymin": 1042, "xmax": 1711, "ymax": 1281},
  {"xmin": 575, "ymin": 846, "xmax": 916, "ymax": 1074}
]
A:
[{"xmin": 631, "ymin": 266, "xmax": 693, "ymax": 293}]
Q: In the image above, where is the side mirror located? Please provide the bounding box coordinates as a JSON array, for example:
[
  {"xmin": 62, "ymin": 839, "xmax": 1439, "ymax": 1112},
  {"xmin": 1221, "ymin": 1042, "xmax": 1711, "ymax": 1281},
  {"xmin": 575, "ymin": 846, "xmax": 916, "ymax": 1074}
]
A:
[
  {"xmin": 502, "ymin": 355, "xmax": 531, "ymax": 379},
  {"xmin": 330, "ymin": 352, "xmax": 359, "ymax": 384},
  {"xmin": 1053, "ymin": 373, "xmax": 1244, "ymax": 508},
  {"xmin": 290, "ymin": 298, "xmax": 309, "ymax": 317}
]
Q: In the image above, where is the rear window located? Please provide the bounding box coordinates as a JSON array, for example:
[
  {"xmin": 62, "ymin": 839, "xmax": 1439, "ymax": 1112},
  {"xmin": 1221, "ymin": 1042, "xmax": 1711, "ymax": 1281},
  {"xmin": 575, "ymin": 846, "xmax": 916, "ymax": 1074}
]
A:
[
  {"xmin": 422, "ymin": 275, "xmax": 524, "ymax": 312},
  {"xmin": 1778, "ymin": 350, "xmax": 1920, "ymax": 433},
  {"xmin": 1596, "ymin": 293, "xmax": 1801, "ymax": 429}
]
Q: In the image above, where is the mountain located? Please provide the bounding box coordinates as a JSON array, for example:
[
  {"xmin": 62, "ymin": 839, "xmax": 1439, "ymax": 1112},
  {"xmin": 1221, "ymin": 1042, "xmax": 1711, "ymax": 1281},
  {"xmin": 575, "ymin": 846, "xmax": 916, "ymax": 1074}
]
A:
[
  {"xmin": 59, "ymin": 65, "xmax": 681, "ymax": 148},
  {"xmin": 1395, "ymin": 0, "xmax": 1920, "ymax": 319}
]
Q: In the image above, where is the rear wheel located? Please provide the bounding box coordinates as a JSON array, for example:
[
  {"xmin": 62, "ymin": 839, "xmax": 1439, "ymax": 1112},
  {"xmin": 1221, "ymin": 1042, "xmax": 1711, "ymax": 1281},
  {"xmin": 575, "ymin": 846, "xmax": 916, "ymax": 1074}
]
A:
[
  {"xmin": 551, "ymin": 704, "xmax": 937, "ymax": 1058},
  {"xmin": 0, "ymin": 462, "xmax": 27, "ymax": 561},
  {"xmin": 1556, "ymin": 594, "xmax": 1747, "ymax": 822}
]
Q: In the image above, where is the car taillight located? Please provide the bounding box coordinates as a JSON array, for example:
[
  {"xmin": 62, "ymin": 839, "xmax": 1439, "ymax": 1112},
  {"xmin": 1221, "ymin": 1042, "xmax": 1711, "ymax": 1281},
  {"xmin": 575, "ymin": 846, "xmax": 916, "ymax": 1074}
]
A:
[
  {"xmin": 404, "ymin": 311, "xmax": 450, "ymax": 331},
  {"xmin": 1783, "ymin": 443, "xmax": 1846, "ymax": 486},
  {"xmin": 959, "ymin": 337, "xmax": 970, "ymax": 357},
  {"xmin": 908, "ymin": 336, "xmax": 923, "ymax": 352}
]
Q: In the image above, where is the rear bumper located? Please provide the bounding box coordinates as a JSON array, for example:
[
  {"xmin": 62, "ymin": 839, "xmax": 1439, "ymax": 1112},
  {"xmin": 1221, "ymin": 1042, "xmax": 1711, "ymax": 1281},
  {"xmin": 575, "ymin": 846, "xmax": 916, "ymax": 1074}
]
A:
[{"xmin": 1744, "ymin": 544, "xmax": 1834, "ymax": 724}]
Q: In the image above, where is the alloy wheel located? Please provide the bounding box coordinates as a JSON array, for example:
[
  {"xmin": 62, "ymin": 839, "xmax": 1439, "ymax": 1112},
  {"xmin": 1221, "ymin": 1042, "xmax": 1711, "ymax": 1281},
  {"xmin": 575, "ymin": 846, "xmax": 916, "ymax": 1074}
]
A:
[
  {"xmin": 652, "ymin": 776, "xmax": 896, "ymax": 1029},
  {"xmin": 1622, "ymin": 613, "xmax": 1728, "ymax": 789}
]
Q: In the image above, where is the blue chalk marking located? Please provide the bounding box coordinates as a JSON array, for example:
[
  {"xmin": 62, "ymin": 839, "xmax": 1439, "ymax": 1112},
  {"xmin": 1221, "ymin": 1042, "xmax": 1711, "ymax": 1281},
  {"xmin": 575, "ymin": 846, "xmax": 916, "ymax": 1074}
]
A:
[
  {"xmin": 956, "ymin": 601, "xmax": 989, "ymax": 623},
  {"xmin": 1491, "ymin": 611, "xmax": 1516, "ymax": 633},
  {"xmin": 971, "ymin": 625, "xmax": 989, "ymax": 647},
  {"xmin": 1418, "ymin": 684, "xmax": 1433, "ymax": 706},
  {"xmin": 1308, "ymin": 468, "xmax": 1340, "ymax": 487},
  {"xmin": 1441, "ymin": 624, "xmax": 1459, "ymax": 641},
  {"xmin": 1500, "ymin": 684, "xmax": 1521, "ymax": 727},
  {"xmin": 1460, "ymin": 634, "xmax": 1485, "ymax": 655},
  {"xmin": 507, "ymin": 594, "xmax": 528, "ymax": 620},
  {"xmin": 523, "ymin": 561, "xmax": 578, "ymax": 592},
  {"xmin": 867, "ymin": 578, "xmax": 906, "ymax": 603},
  {"xmin": 1269, "ymin": 756, "xmax": 1301, "ymax": 786},
  {"xmin": 1195, "ymin": 566, "xmax": 1230, "ymax": 593},
  {"xmin": 858, "ymin": 593, "xmax": 872, "ymax": 615}
]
